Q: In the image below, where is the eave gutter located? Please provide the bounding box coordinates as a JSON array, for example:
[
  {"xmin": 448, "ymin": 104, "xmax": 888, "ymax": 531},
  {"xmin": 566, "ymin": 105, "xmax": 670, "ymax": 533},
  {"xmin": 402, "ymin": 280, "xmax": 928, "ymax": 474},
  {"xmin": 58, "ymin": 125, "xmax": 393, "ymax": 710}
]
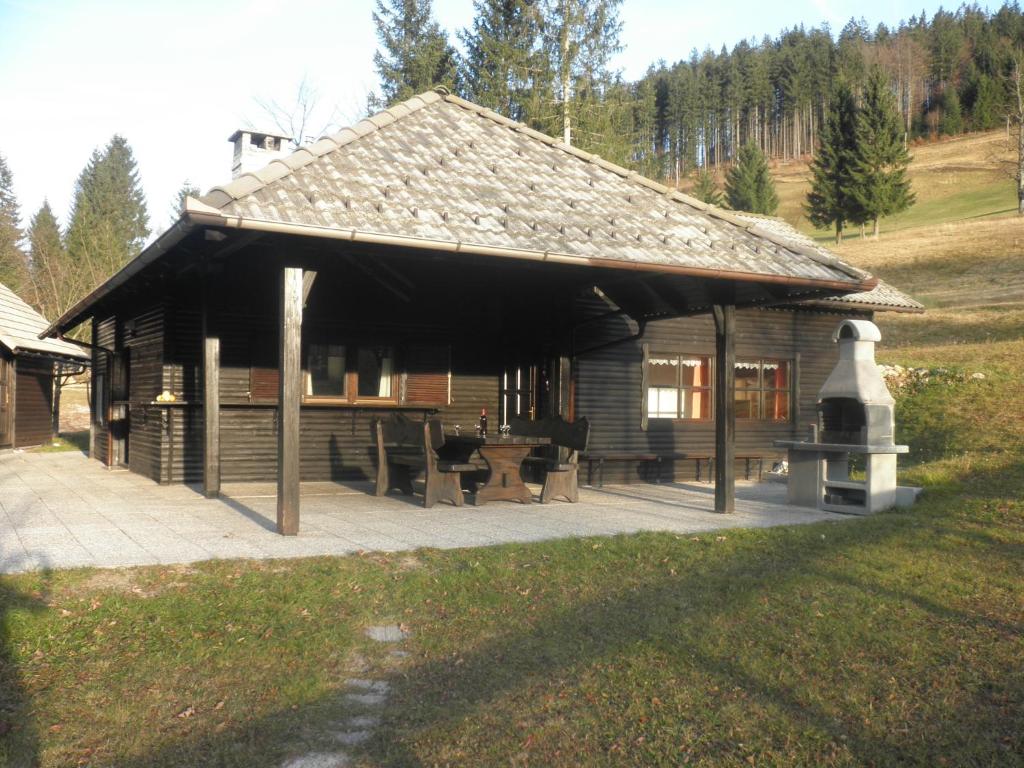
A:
[
  {"xmin": 39, "ymin": 214, "xmax": 196, "ymax": 339},
  {"xmin": 187, "ymin": 205, "xmax": 878, "ymax": 295}
]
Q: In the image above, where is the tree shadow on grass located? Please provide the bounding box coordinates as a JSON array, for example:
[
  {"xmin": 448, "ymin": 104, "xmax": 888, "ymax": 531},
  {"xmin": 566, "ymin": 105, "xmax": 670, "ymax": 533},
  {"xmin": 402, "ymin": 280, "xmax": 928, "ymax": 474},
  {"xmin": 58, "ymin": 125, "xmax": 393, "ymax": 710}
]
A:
[{"xmin": 0, "ymin": 563, "xmax": 49, "ymax": 767}]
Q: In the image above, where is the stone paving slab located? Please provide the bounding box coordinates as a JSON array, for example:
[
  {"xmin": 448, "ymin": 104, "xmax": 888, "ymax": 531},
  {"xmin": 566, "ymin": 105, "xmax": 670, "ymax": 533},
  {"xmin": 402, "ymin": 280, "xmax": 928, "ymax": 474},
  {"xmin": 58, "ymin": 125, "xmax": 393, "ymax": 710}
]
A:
[{"xmin": 0, "ymin": 450, "xmax": 849, "ymax": 574}]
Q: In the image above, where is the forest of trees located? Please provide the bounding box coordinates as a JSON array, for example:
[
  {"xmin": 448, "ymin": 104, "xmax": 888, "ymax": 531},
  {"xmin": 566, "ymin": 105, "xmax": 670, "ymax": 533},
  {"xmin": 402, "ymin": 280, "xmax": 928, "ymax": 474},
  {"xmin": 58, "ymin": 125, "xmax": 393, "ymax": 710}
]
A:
[
  {"xmin": 373, "ymin": 0, "xmax": 1024, "ymax": 181},
  {"xmin": 3, "ymin": 0, "xmax": 1024, "ymax": 326}
]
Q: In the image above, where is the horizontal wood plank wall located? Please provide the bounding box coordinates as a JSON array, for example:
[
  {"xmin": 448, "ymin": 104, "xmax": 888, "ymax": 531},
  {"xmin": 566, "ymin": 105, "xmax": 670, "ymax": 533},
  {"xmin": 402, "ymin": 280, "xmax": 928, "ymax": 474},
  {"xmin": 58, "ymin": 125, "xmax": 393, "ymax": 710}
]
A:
[
  {"xmin": 574, "ymin": 306, "xmax": 865, "ymax": 483},
  {"xmin": 158, "ymin": 310, "xmax": 503, "ymax": 484},
  {"xmin": 13, "ymin": 358, "xmax": 53, "ymax": 448},
  {"xmin": 92, "ymin": 317, "xmax": 116, "ymax": 465},
  {"xmin": 124, "ymin": 307, "xmax": 165, "ymax": 482}
]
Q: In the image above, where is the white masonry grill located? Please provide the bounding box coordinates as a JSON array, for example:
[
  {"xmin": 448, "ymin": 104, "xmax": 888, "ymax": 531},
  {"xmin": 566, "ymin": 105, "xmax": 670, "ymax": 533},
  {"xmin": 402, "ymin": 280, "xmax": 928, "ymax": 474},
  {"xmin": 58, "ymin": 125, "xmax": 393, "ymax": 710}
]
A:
[{"xmin": 777, "ymin": 319, "xmax": 920, "ymax": 515}]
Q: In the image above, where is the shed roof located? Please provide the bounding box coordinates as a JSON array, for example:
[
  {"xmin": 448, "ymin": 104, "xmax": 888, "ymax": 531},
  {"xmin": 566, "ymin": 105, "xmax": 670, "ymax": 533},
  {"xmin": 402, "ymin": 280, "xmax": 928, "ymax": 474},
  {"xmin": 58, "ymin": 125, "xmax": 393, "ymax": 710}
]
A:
[
  {"xmin": 200, "ymin": 88, "xmax": 874, "ymax": 292},
  {"xmin": 0, "ymin": 283, "xmax": 88, "ymax": 360}
]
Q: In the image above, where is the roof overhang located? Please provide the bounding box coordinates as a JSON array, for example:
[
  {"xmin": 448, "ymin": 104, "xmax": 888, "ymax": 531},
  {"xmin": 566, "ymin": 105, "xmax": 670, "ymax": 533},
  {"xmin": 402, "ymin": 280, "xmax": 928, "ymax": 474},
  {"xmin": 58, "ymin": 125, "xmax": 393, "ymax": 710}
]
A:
[{"xmin": 43, "ymin": 196, "xmax": 877, "ymax": 339}]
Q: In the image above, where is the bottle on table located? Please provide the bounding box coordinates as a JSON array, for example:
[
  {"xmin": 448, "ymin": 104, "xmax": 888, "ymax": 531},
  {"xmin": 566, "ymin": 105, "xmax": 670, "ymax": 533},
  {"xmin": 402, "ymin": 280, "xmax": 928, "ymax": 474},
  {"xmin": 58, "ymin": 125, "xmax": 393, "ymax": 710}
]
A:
[{"xmin": 479, "ymin": 407, "xmax": 488, "ymax": 437}]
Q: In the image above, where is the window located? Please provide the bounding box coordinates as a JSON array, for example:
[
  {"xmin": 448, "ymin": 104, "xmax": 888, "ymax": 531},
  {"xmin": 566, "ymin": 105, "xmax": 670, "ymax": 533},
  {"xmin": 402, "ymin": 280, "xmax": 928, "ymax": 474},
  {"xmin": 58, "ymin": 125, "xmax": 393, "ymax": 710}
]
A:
[
  {"xmin": 646, "ymin": 354, "xmax": 711, "ymax": 420},
  {"xmin": 644, "ymin": 354, "xmax": 792, "ymax": 424},
  {"xmin": 304, "ymin": 343, "xmax": 396, "ymax": 403},
  {"xmin": 736, "ymin": 359, "xmax": 791, "ymax": 422}
]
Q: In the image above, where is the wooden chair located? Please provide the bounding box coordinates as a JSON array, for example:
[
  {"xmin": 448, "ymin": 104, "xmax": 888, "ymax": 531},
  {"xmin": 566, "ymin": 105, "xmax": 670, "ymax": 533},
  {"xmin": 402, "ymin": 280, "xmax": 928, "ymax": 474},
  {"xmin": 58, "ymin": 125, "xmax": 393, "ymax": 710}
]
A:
[
  {"xmin": 511, "ymin": 415, "xmax": 590, "ymax": 503},
  {"xmin": 374, "ymin": 415, "xmax": 475, "ymax": 508}
]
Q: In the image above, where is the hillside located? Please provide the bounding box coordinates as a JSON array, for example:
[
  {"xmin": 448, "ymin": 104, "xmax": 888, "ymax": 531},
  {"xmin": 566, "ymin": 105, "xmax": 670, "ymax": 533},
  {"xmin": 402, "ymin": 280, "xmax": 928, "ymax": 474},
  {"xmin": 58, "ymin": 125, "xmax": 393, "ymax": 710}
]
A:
[
  {"xmin": 683, "ymin": 129, "xmax": 1020, "ymax": 239},
  {"xmin": 777, "ymin": 129, "xmax": 1019, "ymax": 237}
]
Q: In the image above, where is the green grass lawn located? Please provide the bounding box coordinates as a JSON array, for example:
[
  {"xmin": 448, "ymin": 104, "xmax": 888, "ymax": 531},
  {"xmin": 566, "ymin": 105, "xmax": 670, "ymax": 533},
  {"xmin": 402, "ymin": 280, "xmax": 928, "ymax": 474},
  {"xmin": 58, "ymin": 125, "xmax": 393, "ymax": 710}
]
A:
[{"xmin": 2, "ymin": 339, "xmax": 1022, "ymax": 766}]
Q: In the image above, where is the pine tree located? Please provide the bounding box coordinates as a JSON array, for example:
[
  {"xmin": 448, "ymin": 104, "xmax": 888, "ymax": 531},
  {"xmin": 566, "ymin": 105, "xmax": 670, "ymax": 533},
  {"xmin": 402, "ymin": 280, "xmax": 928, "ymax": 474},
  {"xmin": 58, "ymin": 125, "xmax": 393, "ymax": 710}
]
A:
[
  {"xmin": 25, "ymin": 201, "xmax": 74, "ymax": 322},
  {"xmin": 691, "ymin": 168, "xmax": 723, "ymax": 205},
  {"xmin": 372, "ymin": 0, "xmax": 460, "ymax": 108},
  {"xmin": 725, "ymin": 142, "xmax": 778, "ymax": 214},
  {"xmin": 459, "ymin": 0, "xmax": 543, "ymax": 122},
  {"xmin": 939, "ymin": 85, "xmax": 963, "ymax": 135},
  {"xmin": 849, "ymin": 69, "xmax": 916, "ymax": 238},
  {"xmin": 538, "ymin": 0, "xmax": 623, "ymax": 145},
  {"xmin": 806, "ymin": 83, "xmax": 860, "ymax": 243},
  {"xmin": 171, "ymin": 181, "xmax": 201, "ymax": 225},
  {"xmin": 65, "ymin": 135, "xmax": 150, "ymax": 291},
  {"xmin": 0, "ymin": 152, "xmax": 28, "ymax": 293}
]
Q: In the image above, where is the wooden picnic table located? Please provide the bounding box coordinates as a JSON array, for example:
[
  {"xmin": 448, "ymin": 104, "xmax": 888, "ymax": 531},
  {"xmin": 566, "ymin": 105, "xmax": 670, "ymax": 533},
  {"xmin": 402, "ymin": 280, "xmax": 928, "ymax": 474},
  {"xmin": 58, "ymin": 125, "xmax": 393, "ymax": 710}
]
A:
[{"xmin": 444, "ymin": 433, "xmax": 551, "ymax": 505}]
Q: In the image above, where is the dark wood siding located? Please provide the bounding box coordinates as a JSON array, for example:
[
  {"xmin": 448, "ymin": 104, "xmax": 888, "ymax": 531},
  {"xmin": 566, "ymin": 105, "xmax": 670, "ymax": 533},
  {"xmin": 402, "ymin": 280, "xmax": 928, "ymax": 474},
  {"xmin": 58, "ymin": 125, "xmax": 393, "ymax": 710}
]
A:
[
  {"xmin": 92, "ymin": 317, "xmax": 116, "ymax": 465},
  {"xmin": 574, "ymin": 306, "xmax": 866, "ymax": 482},
  {"xmin": 13, "ymin": 358, "xmax": 53, "ymax": 448},
  {"xmin": 124, "ymin": 307, "xmax": 165, "ymax": 482}
]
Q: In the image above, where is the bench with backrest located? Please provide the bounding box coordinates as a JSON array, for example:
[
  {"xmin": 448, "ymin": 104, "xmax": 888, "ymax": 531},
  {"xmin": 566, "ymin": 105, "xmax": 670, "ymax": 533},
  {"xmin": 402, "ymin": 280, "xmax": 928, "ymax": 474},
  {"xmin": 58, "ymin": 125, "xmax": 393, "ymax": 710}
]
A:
[
  {"xmin": 509, "ymin": 416, "xmax": 590, "ymax": 503},
  {"xmin": 374, "ymin": 414, "xmax": 476, "ymax": 508}
]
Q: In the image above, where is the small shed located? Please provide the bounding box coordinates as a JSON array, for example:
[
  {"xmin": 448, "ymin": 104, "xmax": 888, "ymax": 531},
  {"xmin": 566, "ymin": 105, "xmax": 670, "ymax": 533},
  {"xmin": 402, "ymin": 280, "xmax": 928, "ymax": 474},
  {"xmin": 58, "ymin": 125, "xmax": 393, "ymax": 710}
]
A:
[{"xmin": 0, "ymin": 283, "xmax": 89, "ymax": 449}]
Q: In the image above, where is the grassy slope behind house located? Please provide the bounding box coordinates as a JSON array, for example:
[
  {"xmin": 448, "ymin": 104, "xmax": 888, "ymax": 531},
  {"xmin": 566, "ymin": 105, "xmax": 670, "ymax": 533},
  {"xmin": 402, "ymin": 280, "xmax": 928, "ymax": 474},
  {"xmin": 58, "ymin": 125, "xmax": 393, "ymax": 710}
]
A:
[
  {"xmin": 3, "ymin": 199, "xmax": 1024, "ymax": 765},
  {"xmin": 766, "ymin": 129, "xmax": 1018, "ymax": 238}
]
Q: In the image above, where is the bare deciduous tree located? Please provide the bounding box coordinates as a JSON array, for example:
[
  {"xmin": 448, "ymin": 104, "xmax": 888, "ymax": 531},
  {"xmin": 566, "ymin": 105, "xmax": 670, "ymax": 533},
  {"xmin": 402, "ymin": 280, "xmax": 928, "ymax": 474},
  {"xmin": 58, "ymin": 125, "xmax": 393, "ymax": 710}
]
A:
[{"xmin": 251, "ymin": 76, "xmax": 342, "ymax": 147}]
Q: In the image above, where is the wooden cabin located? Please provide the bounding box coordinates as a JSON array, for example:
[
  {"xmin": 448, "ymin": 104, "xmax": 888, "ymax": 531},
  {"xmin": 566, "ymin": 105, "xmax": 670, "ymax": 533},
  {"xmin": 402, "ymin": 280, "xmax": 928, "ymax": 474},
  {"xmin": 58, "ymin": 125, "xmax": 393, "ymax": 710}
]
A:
[
  {"xmin": 42, "ymin": 88, "xmax": 920, "ymax": 533},
  {"xmin": 0, "ymin": 282, "xmax": 89, "ymax": 449}
]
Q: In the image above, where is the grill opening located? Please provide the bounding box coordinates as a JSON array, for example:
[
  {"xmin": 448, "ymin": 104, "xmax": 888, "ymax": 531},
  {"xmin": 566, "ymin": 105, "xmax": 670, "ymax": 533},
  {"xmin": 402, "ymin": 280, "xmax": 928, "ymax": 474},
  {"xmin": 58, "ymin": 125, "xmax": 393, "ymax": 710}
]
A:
[{"xmin": 819, "ymin": 397, "xmax": 866, "ymax": 444}]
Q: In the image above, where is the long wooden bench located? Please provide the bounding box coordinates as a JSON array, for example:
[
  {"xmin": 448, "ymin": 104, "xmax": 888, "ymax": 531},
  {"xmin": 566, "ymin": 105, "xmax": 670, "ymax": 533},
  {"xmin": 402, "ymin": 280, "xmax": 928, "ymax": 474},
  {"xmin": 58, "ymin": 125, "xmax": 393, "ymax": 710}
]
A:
[
  {"xmin": 509, "ymin": 416, "xmax": 590, "ymax": 503},
  {"xmin": 581, "ymin": 452, "xmax": 775, "ymax": 487},
  {"xmin": 373, "ymin": 415, "xmax": 476, "ymax": 508},
  {"xmin": 580, "ymin": 452, "xmax": 709, "ymax": 486}
]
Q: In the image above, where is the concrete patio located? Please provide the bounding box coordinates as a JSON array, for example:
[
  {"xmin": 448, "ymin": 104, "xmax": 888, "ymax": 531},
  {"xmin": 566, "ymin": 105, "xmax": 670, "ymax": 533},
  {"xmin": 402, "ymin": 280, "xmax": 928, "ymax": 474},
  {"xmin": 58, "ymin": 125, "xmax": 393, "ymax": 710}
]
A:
[{"xmin": 0, "ymin": 450, "xmax": 847, "ymax": 574}]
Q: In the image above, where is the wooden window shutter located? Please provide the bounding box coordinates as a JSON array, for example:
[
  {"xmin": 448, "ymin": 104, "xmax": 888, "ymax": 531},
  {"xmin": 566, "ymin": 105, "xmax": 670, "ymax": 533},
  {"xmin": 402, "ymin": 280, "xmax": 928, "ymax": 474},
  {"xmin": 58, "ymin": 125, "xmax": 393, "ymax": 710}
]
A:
[
  {"xmin": 640, "ymin": 342, "xmax": 649, "ymax": 431},
  {"xmin": 249, "ymin": 331, "xmax": 280, "ymax": 403},
  {"xmin": 402, "ymin": 345, "xmax": 451, "ymax": 406}
]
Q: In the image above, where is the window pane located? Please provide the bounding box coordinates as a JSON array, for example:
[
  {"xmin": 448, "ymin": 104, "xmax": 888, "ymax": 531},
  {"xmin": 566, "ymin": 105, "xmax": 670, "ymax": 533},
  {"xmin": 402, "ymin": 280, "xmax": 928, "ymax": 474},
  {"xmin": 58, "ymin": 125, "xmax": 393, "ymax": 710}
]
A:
[
  {"xmin": 682, "ymin": 387, "xmax": 711, "ymax": 419},
  {"xmin": 308, "ymin": 344, "xmax": 346, "ymax": 396},
  {"xmin": 680, "ymin": 356, "xmax": 709, "ymax": 387},
  {"xmin": 735, "ymin": 390, "xmax": 760, "ymax": 419},
  {"xmin": 764, "ymin": 360, "xmax": 790, "ymax": 390},
  {"xmin": 648, "ymin": 356, "xmax": 678, "ymax": 387},
  {"xmin": 649, "ymin": 387, "xmax": 679, "ymax": 418},
  {"xmin": 358, "ymin": 346, "xmax": 394, "ymax": 398},
  {"xmin": 735, "ymin": 360, "xmax": 760, "ymax": 389},
  {"xmin": 766, "ymin": 389, "xmax": 790, "ymax": 421}
]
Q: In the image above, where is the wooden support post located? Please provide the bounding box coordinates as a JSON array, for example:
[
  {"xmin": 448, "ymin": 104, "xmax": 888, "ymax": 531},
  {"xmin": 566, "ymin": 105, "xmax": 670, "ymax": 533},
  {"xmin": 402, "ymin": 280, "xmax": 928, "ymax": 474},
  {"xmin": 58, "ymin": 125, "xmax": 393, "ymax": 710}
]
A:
[
  {"xmin": 713, "ymin": 304, "xmax": 736, "ymax": 513},
  {"xmin": 202, "ymin": 285, "xmax": 221, "ymax": 498},
  {"xmin": 277, "ymin": 267, "xmax": 303, "ymax": 535}
]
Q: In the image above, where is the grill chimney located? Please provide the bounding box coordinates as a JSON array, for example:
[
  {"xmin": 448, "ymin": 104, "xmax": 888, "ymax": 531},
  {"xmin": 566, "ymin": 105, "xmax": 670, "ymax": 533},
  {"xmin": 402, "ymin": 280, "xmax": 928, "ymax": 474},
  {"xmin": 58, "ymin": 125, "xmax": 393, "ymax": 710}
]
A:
[{"xmin": 228, "ymin": 129, "xmax": 293, "ymax": 178}]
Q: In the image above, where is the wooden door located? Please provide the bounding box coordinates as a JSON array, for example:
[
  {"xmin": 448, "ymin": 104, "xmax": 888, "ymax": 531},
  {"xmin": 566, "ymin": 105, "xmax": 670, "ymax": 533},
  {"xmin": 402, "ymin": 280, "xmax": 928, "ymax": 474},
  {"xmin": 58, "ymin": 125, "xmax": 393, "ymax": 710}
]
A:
[{"xmin": 0, "ymin": 357, "xmax": 11, "ymax": 447}]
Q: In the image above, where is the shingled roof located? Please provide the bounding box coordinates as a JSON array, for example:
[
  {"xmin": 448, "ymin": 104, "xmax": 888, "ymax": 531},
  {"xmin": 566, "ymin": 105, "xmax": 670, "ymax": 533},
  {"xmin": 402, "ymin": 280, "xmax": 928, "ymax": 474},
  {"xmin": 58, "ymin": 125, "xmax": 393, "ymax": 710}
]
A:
[
  {"xmin": 198, "ymin": 88, "xmax": 874, "ymax": 292},
  {"xmin": 0, "ymin": 282, "xmax": 88, "ymax": 360}
]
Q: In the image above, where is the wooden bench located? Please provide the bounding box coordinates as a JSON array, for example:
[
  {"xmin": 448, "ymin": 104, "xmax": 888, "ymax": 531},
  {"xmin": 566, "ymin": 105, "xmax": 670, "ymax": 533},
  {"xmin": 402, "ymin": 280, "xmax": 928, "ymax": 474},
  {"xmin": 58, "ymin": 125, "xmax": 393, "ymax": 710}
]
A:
[
  {"xmin": 373, "ymin": 415, "xmax": 476, "ymax": 508},
  {"xmin": 707, "ymin": 455, "xmax": 769, "ymax": 482},
  {"xmin": 509, "ymin": 416, "xmax": 590, "ymax": 503},
  {"xmin": 582, "ymin": 452, "xmax": 713, "ymax": 486}
]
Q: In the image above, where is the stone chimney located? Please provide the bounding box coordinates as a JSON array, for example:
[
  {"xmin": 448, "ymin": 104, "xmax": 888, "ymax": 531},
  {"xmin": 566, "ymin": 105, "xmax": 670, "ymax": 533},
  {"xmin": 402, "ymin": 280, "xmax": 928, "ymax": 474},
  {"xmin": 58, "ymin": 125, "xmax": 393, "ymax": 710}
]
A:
[{"xmin": 228, "ymin": 129, "xmax": 293, "ymax": 178}]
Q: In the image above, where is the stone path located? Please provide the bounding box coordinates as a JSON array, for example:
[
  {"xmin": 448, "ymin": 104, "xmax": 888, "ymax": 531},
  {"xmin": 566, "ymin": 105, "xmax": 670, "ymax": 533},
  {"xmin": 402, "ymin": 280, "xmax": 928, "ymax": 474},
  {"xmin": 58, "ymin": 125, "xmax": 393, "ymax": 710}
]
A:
[
  {"xmin": 279, "ymin": 624, "xmax": 410, "ymax": 767},
  {"xmin": 1, "ymin": 451, "xmax": 847, "ymax": 574}
]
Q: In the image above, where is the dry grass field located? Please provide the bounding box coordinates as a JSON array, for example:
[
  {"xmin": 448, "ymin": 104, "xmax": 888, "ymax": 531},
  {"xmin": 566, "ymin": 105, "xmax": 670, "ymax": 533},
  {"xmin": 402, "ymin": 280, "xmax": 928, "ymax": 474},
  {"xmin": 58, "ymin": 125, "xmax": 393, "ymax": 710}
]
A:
[{"xmin": 771, "ymin": 129, "xmax": 1019, "ymax": 237}]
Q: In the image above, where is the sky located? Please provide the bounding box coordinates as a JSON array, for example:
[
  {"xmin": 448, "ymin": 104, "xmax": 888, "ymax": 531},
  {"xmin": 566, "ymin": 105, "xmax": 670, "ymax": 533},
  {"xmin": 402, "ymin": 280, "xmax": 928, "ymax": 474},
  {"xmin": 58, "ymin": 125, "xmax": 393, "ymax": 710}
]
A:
[{"xmin": 0, "ymin": 0, "xmax": 1004, "ymax": 238}]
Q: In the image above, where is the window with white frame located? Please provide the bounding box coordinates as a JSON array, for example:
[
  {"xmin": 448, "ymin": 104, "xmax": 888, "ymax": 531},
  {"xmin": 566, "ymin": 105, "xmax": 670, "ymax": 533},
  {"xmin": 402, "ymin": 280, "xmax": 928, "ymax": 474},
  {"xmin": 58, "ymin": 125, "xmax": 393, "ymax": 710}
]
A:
[{"xmin": 646, "ymin": 354, "xmax": 712, "ymax": 420}]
